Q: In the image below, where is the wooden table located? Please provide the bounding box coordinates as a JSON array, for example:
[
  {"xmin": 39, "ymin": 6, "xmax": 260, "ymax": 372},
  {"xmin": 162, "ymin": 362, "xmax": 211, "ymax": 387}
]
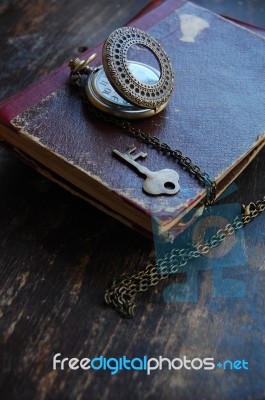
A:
[{"xmin": 0, "ymin": 1, "xmax": 264, "ymax": 399}]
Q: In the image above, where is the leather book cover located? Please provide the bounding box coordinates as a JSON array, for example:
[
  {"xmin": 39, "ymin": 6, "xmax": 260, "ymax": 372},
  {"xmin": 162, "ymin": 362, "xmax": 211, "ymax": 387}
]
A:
[{"xmin": 0, "ymin": 0, "xmax": 265, "ymax": 239}]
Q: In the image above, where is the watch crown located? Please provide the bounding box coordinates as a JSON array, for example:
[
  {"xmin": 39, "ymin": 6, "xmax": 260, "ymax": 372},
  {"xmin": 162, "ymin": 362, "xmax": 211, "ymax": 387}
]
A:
[{"xmin": 69, "ymin": 53, "xmax": 97, "ymax": 75}]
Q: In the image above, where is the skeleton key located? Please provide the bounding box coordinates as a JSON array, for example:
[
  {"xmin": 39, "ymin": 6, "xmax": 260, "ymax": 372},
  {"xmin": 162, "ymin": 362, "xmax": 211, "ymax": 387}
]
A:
[{"xmin": 113, "ymin": 146, "xmax": 180, "ymax": 195}]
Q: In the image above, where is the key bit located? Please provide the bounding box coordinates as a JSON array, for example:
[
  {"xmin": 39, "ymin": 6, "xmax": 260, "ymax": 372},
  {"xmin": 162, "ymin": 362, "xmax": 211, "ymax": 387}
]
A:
[{"xmin": 126, "ymin": 145, "xmax": 147, "ymax": 161}]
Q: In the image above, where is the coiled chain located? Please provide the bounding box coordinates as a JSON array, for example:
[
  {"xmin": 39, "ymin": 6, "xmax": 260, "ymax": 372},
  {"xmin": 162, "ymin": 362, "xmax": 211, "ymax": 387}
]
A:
[
  {"xmin": 105, "ymin": 197, "xmax": 265, "ymax": 317},
  {"xmin": 69, "ymin": 66, "xmax": 263, "ymax": 318}
]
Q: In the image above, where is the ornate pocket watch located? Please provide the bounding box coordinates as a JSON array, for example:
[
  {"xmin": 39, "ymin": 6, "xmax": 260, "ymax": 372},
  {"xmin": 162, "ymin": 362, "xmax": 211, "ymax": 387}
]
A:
[
  {"xmin": 69, "ymin": 26, "xmax": 216, "ymax": 202},
  {"xmin": 69, "ymin": 27, "xmax": 174, "ymax": 119}
]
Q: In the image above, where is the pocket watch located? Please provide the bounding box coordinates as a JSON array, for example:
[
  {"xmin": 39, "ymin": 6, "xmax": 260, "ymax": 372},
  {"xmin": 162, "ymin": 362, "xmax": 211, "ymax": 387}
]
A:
[{"xmin": 69, "ymin": 27, "xmax": 175, "ymax": 119}]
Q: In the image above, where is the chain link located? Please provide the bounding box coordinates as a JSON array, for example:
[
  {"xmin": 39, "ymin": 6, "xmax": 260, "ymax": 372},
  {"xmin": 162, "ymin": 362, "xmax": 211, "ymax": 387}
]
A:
[{"xmin": 105, "ymin": 196, "xmax": 265, "ymax": 317}]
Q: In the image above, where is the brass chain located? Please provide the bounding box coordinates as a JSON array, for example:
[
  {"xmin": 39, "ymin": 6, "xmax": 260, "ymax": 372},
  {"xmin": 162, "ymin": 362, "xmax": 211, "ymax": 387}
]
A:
[
  {"xmin": 69, "ymin": 67, "xmax": 263, "ymax": 318},
  {"xmin": 70, "ymin": 71, "xmax": 216, "ymax": 205},
  {"xmin": 85, "ymin": 101, "xmax": 217, "ymax": 205},
  {"xmin": 104, "ymin": 196, "xmax": 265, "ymax": 317}
]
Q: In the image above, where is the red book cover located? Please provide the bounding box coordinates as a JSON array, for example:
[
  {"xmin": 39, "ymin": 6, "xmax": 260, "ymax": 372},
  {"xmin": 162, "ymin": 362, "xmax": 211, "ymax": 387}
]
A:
[{"xmin": 0, "ymin": 0, "xmax": 264, "ymax": 238}]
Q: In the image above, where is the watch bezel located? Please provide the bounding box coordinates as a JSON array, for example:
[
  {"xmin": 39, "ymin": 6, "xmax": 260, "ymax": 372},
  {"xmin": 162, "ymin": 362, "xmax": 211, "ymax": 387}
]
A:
[{"xmin": 102, "ymin": 27, "xmax": 174, "ymax": 110}]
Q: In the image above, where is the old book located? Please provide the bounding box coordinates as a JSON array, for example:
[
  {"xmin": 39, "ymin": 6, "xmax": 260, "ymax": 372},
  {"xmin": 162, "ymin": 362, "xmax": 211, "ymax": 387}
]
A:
[{"xmin": 0, "ymin": 0, "xmax": 265, "ymax": 238}]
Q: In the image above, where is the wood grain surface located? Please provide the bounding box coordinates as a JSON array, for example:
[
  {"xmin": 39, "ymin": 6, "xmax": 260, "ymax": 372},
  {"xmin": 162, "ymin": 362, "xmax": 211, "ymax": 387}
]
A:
[{"xmin": 0, "ymin": 1, "xmax": 265, "ymax": 399}]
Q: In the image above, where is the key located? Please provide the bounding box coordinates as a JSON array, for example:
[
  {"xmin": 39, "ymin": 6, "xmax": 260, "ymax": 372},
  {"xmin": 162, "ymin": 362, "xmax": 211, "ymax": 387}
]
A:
[{"xmin": 113, "ymin": 146, "xmax": 180, "ymax": 195}]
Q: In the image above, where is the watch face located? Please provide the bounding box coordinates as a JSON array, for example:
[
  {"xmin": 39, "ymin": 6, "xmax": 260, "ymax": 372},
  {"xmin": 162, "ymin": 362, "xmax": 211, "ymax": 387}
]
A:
[
  {"xmin": 85, "ymin": 62, "xmax": 167, "ymax": 119},
  {"xmin": 128, "ymin": 62, "xmax": 159, "ymax": 86},
  {"xmin": 94, "ymin": 67, "xmax": 132, "ymax": 107}
]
